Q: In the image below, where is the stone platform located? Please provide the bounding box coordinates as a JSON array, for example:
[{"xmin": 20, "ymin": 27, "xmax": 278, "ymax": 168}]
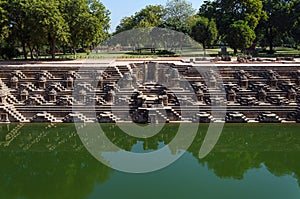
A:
[{"xmin": 0, "ymin": 59, "xmax": 299, "ymax": 123}]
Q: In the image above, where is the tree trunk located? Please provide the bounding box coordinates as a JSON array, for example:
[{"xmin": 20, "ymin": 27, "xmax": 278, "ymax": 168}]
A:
[
  {"xmin": 202, "ymin": 42, "xmax": 207, "ymax": 56},
  {"xmin": 268, "ymin": 26, "xmax": 274, "ymax": 53},
  {"xmin": 234, "ymin": 48, "xmax": 238, "ymax": 54},
  {"xmin": 49, "ymin": 34, "xmax": 56, "ymax": 59},
  {"xmin": 28, "ymin": 45, "xmax": 34, "ymax": 60},
  {"xmin": 22, "ymin": 41, "xmax": 27, "ymax": 60}
]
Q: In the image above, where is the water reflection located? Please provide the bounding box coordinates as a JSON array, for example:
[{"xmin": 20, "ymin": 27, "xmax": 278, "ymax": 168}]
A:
[
  {"xmin": 0, "ymin": 124, "xmax": 112, "ymax": 199},
  {"xmin": 0, "ymin": 123, "xmax": 300, "ymax": 198}
]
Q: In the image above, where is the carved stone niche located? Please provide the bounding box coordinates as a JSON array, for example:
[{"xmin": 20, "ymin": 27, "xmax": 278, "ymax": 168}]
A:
[
  {"xmin": 240, "ymin": 75, "xmax": 249, "ymax": 89},
  {"xmin": 105, "ymin": 89, "xmax": 115, "ymax": 104},
  {"xmin": 65, "ymin": 76, "xmax": 74, "ymax": 89},
  {"xmin": 197, "ymin": 89, "xmax": 204, "ymax": 102},
  {"xmin": 287, "ymin": 88, "xmax": 297, "ymax": 101},
  {"xmin": 10, "ymin": 76, "xmax": 19, "ymax": 89},
  {"xmin": 77, "ymin": 89, "xmax": 87, "ymax": 103},
  {"xmin": 48, "ymin": 89, "xmax": 57, "ymax": 102},
  {"xmin": 269, "ymin": 75, "xmax": 278, "ymax": 88},
  {"xmin": 162, "ymin": 95, "xmax": 169, "ymax": 106},
  {"xmin": 119, "ymin": 72, "xmax": 133, "ymax": 89},
  {"xmin": 209, "ymin": 76, "xmax": 217, "ymax": 89},
  {"xmin": 38, "ymin": 76, "xmax": 47, "ymax": 89},
  {"xmin": 97, "ymin": 75, "xmax": 104, "ymax": 89},
  {"xmin": 20, "ymin": 89, "xmax": 29, "ymax": 101},
  {"xmin": 257, "ymin": 88, "xmax": 267, "ymax": 102},
  {"xmin": 227, "ymin": 88, "xmax": 237, "ymax": 102}
]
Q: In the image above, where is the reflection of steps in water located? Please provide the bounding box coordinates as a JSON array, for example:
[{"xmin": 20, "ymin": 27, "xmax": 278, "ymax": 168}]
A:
[
  {"xmin": 1, "ymin": 123, "xmax": 25, "ymax": 147},
  {"xmin": 22, "ymin": 124, "xmax": 56, "ymax": 151},
  {"xmin": 47, "ymin": 130, "xmax": 78, "ymax": 151}
]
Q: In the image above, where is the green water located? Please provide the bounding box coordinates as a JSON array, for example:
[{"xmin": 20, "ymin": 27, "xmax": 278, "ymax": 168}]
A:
[{"xmin": 0, "ymin": 123, "xmax": 300, "ymax": 199}]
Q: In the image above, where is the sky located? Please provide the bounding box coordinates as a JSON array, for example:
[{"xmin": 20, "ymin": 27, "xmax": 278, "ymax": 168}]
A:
[{"xmin": 101, "ymin": 0, "xmax": 205, "ymax": 32}]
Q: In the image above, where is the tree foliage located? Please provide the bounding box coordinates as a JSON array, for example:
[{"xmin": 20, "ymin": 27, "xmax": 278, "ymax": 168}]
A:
[
  {"xmin": 162, "ymin": 0, "xmax": 196, "ymax": 33},
  {"xmin": 189, "ymin": 16, "xmax": 218, "ymax": 51},
  {"xmin": 0, "ymin": 0, "xmax": 110, "ymax": 60},
  {"xmin": 225, "ymin": 20, "xmax": 256, "ymax": 53},
  {"xmin": 115, "ymin": 5, "xmax": 165, "ymax": 34}
]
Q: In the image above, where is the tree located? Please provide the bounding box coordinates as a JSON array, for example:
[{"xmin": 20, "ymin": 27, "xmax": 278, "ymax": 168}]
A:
[
  {"xmin": 162, "ymin": 0, "xmax": 195, "ymax": 33},
  {"xmin": 225, "ymin": 20, "xmax": 256, "ymax": 53},
  {"xmin": 5, "ymin": 0, "xmax": 31, "ymax": 59},
  {"xmin": 256, "ymin": 0, "xmax": 293, "ymax": 53},
  {"xmin": 199, "ymin": 0, "xmax": 265, "ymax": 40},
  {"xmin": 290, "ymin": 0, "xmax": 300, "ymax": 47},
  {"xmin": 115, "ymin": 5, "xmax": 165, "ymax": 34},
  {"xmin": 0, "ymin": 0, "xmax": 111, "ymax": 60},
  {"xmin": 0, "ymin": 0, "xmax": 9, "ymax": 43},
  {"xmin": 37, "ymin": 0, "xmax": 69, "ymax": 59},
  {"xmin": 61, "ymin": 0, "xmax": 110, "ymax": 54},
  {"xmin": 189, "ymin": 16, "xmax": 218, "ymax": 54}
]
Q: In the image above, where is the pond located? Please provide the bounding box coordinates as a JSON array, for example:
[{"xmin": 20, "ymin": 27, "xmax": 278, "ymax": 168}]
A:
[{"xmin": 0, "ymin": 123, "xmax": 299, "ymax": 199}]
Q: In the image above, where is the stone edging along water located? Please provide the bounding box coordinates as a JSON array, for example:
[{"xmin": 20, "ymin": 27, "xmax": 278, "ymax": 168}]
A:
[{"xmin": 0, "ymin": 58, "xmax": 299, "ymax": 123}]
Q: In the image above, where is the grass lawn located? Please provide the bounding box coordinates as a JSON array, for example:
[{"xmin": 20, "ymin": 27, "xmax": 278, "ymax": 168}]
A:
[{"xmin": 6, "ymin": 46, "xmax": 300, "ymax": 61}]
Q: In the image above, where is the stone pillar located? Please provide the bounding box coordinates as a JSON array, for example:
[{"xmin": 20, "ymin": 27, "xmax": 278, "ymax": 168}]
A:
[
  {"xmin": 197, "ymin": 89, "xmax": 204, "ymax": 102},
  {"xmin": 144, "ymin": 62, "xmax": 158, "ymax": 83},
  {"xmin": 257, "ymin": 88, "xmax": 267, "ymax": 102},
  {"xmin": 209, "ymin": 76, "xmax": 217, "ymax": 89},
  {"xmin": 162, "ymin": 95, "xmax": 168, "ymax": 106},
  {"xmin": 78, "ymin": 89, "xmax": 87, "ymax": 104},
  {"xmin": 106, "ymin": 89, "xmax": 115, "ymax": 104},
  {"xmin": 48, "ymin": 89, "xmax": 57, "ymax": 102},
  {"xmin": 227, "ymin": 88, "xmax": 237, "ymax": 102},
  {"xmin": 120, "ymin": 72, "xmax": 133, "ymax": 89},
  {"xmin": 269, "ymin": 76, "xmax": 278, "ymax": 88},
  {"xmin": 20, "ymin": 89, "xmax": 29, "ymax": 101},
  {"xmin": 66, "ymin": 77, "xmax": 74, "ymax": 89},
  {"xmin": 98, "ymin": 75, "xmax": 104, "ymax": 89},
  {"xmin": 240, "ymin": 75, "xmax": 248, "ymax": 89},
  {"xmin": 38, "ymin": 76, "xmax": 47, "ymax": 89},
  {"xmin": 170, "ymin": 68, "xmax": 181, "ymax": 88},
  {"xmin": 10, "ymin": 76, "xmax": 18, "ymax": 89},
  {"xmin": 287, "ymin": 88, "xmax": 297, "ymax": 101}
]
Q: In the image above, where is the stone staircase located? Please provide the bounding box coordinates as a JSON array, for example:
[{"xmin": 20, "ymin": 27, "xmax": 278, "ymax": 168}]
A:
[
  {"xmin": 63, "ymin": 112, "xmax": 94, "ymax": 123},
  {"xmin": 30, "ymin": 112, "xmax": 60, "ymax": 122},
  {"xmin": 12, "ymin": 70, "xmax": 26, "ymax": 79},
  {"xmin": 49, "ymin": 82, "xmax": 65, "ymax": 92},
  {"xmin": 27, "ymin": 95, "xmax": 47, "ymax": 105},
  {"xmin": 3, "ymin": 104, "xmax": 28, "ymax": 122},
  {"xmin": 77, "ymin": 82, "xmax": 96, "ymax": 92},
  {"xmin": 170, "ymin": 108, "xmax": 182, "ymax": 120},
  {"xmin": 41, "ymin": 70, "xmax": 54, "ymax": 79},
  {"xmin": 6, "ymin": 95, "xmax": 19, "ymax": 104},
  {"xmin": 114, "ymin": 66, "xmax": 123, "ymax": 78},
  {"xmin": 21, "ymin": 83, "xmax": 37, "ymax": 92},
  {"xmin": 155, "ymin": 109, "xmax": 170, "ymax": 123}
]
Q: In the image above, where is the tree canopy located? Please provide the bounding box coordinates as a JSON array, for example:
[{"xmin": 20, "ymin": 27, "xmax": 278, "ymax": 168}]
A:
[
  {"xmin": 0, "ymin": 0, "xmax": 110, "ymax": 60},
  {"xmin": 198, "ymin": 0, "xmax": 300, "ymax": 53},
  {"xmin": 115, "ymin": 5, "xmax": 165, "ymax": 34},
  {"xmin": 189, "ymin": 16, "xmax": 218, "ymax": 53}
]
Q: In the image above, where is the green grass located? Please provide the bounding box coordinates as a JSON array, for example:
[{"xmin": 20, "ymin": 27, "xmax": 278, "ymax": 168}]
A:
[{"xmin": 5, "ymin": 46, "xmax": 300, "ymax": 61}]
